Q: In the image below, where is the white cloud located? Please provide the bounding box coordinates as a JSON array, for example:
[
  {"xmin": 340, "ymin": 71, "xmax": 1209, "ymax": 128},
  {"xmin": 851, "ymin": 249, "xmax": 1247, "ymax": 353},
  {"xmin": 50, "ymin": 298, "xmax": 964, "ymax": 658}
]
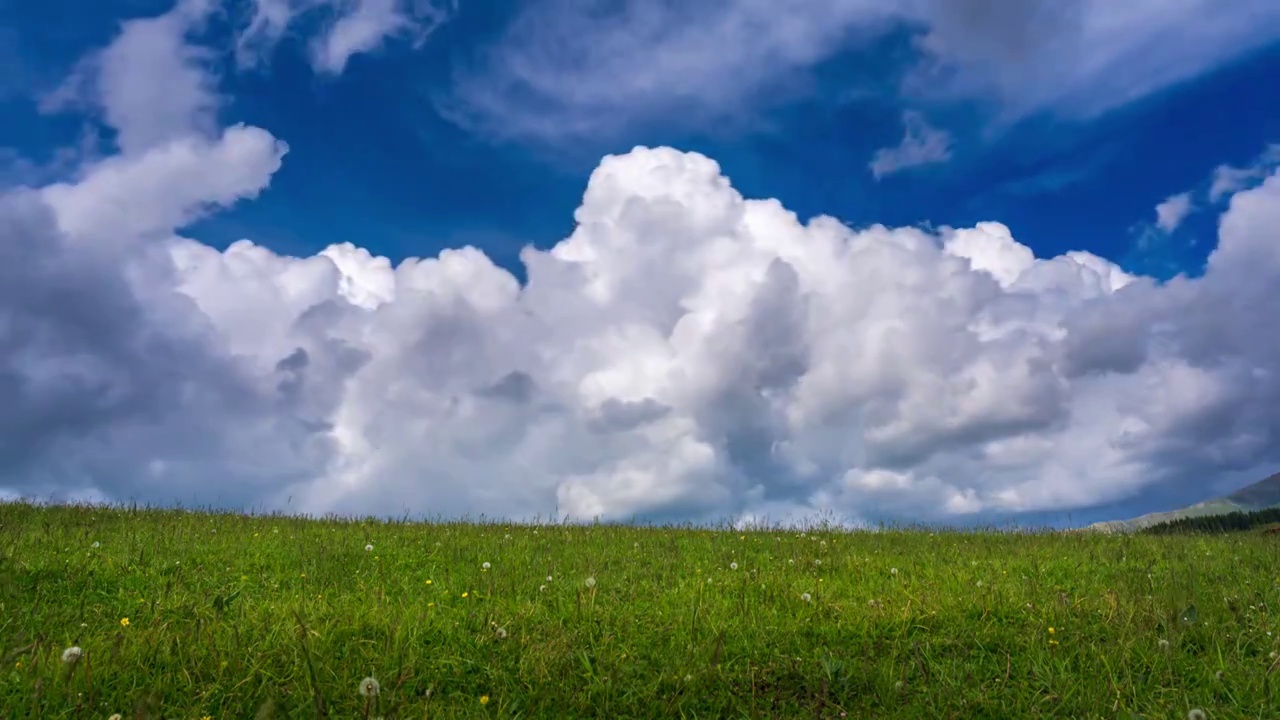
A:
[
  {"xmin": 869, "ymin": 111, "xmax": 953, "ymax": 179},
  {"xmin": 8, "ymin": 0, "xmax": 1280, "ymax": 527},
  {"xmin": 7, "ymin": 122, "xmax": 1280, "ymax": 525},
  {"xmin": 41, "ymin": 0, "xmax": 221, "ymax": 155},
  {"xmin": 238, "ymin": 0, "xmax": 456, "ymax": 74},
  {"xmin": 1154, "ymin": 192, "xmax": 1194, "ymax": 233},
  {"xmin": 1209, "ymin": 144, "xmax": 1280, "ymax": 202},
  {"xmin": 441, "ymin": 0, "xmax": 1280, "ymax": 146}
]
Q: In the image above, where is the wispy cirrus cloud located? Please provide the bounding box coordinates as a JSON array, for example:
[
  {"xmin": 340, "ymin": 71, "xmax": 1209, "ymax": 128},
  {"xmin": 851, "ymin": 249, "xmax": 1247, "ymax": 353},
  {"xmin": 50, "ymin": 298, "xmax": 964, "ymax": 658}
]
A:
[
  {"xmin": 440, "ymin": 0, "xmax": 1280, "ymax": 148},
  {"xmin": 869, "ymin": 111, "xmax": 953, "ymax": 179}
]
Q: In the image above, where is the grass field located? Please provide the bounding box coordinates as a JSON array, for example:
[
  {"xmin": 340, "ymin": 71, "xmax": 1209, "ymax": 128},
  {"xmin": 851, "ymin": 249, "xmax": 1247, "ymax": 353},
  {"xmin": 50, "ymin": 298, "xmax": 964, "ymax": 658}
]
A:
[{"xmin": 2, "ymin": 501, "xmax": 1279, "ymax": 719}]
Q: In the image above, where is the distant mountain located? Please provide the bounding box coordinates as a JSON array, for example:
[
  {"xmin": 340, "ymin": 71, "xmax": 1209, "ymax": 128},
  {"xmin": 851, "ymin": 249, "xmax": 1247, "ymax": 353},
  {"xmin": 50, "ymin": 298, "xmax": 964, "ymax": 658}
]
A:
[{"xmin": 1085, "ymin": 472, "xmax": 1280, "ymax": 533}]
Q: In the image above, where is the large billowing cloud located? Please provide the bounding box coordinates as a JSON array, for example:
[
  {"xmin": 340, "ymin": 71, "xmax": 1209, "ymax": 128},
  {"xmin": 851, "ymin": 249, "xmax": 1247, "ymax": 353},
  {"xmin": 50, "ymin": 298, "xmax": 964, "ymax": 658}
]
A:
[
  {"xmin": 5, "ymin": 0, "xmax": 1280, "ymax": 527},
  {"xmin": 5, "ymin": 131, "xmax": 1280, "ymax": 525}
]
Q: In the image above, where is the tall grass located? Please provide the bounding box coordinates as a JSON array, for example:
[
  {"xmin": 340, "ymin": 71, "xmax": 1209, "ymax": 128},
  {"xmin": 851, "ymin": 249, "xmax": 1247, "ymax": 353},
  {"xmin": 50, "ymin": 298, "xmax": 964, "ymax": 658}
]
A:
[{"xmin": 2, "ymin": 500, "xmax": 1278, "ymax": 718}]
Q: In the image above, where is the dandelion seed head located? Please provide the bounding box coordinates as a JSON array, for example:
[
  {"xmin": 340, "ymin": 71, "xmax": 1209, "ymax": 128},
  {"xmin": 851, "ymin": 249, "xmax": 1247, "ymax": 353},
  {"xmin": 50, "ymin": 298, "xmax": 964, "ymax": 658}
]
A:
[
  {"xmin": 61, "ymin": 646, "xmax": 82, "ymax": 664},
  {"xmin": 801, "ymin": 592, "xmax": 812, "ymax": 602},
  {"xmin": 584, "ymin": 576, "xmax": 596, "ymax": 588},
  {"xmin": 91, "ymin": 541, "xmax": 100, "ymax": 549},
  {"xmin": 1188, "ymin": 709, "xmax": 1207, "ymax": 720},
  {"xmin": 546, "ymin": 575, "xmax": 553, "ymax": 582},
  {"xmin": 890, "ymin": 568, "xmax": 898, "ymax": 575},
  {"xmin": 482, "ymin": 562, "xmax": 491, "ymax": 570},
  {"xmin": 539, "ymin": 585, "xmax": 546, "ymax": 592},
  {"xmin": 495, "ymin": 627, "xmax": 508, "ymax": 639},
  {"xmin": 358, "ymin": 676, "xmax": 380, "ymax": 697},
  {"xmin": 730, "ymin": 562, "xmax": 738, "ymax": 570},
  {"xmin": 1158, "ymin": 639, "xmax": 1170, "ymax": 650},
  {"xmin": 365, "ymin": 544, "xmax": 373, "ymax": 552}
]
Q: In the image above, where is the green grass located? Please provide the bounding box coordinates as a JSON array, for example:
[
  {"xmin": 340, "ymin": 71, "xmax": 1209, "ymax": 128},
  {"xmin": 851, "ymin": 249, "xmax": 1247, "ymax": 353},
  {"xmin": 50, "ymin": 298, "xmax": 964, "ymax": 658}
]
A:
[{"xmin": 2, "ymin": 502, "xmax": 1279, "ymax": 719}]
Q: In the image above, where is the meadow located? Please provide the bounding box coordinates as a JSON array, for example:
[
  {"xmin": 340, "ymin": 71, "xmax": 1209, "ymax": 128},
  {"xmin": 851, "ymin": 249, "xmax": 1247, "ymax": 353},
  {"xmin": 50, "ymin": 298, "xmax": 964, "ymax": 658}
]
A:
[{"xmin": 1, "ymin": 501, "xmax": 1278, "ymax": 719}]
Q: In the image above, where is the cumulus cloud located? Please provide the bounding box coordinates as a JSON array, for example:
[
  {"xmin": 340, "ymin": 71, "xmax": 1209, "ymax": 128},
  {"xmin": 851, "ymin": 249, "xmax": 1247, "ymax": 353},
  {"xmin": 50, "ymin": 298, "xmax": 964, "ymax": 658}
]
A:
[
  {"xmin": 441, "ymin": 0, "xmax": 1280, "ymax": 146},
  {"xmin": 7, "ymin": 121, "xmax": 1280, "ymax": 525},
  {"xmin": 1154, "ymin": 192, "xmax": 1194, "ymax": 233},
  {"xmin": 869, "ymin": 111, "xmax": 953, "ymax": 179},
  {"xmin": 7, "ymin": 0, "xmax": 1280, "ymax": 528}
]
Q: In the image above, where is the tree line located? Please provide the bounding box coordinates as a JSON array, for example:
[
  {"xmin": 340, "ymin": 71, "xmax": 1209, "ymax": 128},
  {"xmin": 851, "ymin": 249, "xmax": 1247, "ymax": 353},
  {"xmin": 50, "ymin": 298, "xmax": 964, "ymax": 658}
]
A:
[{"xmin": 1142, "ymin": 506, "xmax": 1280, "ymax": 535}]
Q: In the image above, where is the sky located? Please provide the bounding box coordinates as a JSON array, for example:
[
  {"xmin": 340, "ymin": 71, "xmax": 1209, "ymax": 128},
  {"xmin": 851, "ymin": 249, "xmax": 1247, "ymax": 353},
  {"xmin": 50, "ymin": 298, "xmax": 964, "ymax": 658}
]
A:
[{"xmin": 1, "ymin": 0, "xmax": 1280, "ymax": 530}]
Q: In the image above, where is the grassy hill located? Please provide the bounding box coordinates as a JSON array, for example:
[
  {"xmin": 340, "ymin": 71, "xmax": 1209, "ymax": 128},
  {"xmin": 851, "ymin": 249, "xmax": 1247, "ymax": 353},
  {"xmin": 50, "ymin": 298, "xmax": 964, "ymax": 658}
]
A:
[
  {"xmin": 1086, "ymin": 472, "xmax": 1280, "ymax": 533},
  {"xmin": 2, "ymin": 501, "xmax": 1279, "ymax": 718}
]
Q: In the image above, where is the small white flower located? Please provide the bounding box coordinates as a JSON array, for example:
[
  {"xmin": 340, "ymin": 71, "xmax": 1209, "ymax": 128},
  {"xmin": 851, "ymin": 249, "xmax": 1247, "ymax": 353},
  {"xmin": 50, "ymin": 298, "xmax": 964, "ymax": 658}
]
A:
[
  {"xmin": 1187, "ymin": 709, "xmax": 1207, "ymax": 720},
  {"xmin": 976, "ymin": 581, "xmax": 984, "ymax": 588},
  {"xmin": 788, "ymin": 559, "xmax": 794, "ymax": 565},
  {"xmin": 495, "ymin": 626, "xmax": 508, "ymax": 639},
  {"xmin": 801, "ymin": 592, "xmax": 812, "ymax": 602},
  {"xmin": 730, "ymin": 562, "xmax": 738, "ymax": 570},
  {"xmin": 890, "ymin": 568, "xmax": 898, "ymax": 575},
  {"xmin": 90, "ymin": 541, "xmax": 100, "ymax": 549},
  {"xmin": 546, "ymin": 575, "xmax": 553, "ymax": 582},
  {"xmin": 358, "ymin": 676, "xmax": 380, "ymax": 697},
  {"xmin": 683, "ymin": 674, "xmax": 693, "ymax": 682},
  {"xmin": 61, "ymin": 646, "xmax": 83, "ymax": 664},
  {"xmin": 482, "ymin": 562, "xmax": 491, "ymax": 571},
  {"xmin": 539, "ymin": 585, "xmax": 546, "ymax": 592},
  {"xmin": 584, "ymin": 576, "xmax": 596, "ymax": 588},
  {"xmin": 504, "ymin": 534, "xmax": 512, "ymax": 540},
  {"xmin": 365, "ymin": 544, "xmax": 373, "ymax": 552}
]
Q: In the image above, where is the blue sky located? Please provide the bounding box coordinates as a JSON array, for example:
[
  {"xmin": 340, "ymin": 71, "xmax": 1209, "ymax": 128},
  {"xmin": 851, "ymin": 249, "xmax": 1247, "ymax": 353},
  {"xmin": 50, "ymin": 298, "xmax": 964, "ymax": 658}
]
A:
[{"xmin": 3, "ymin": 0, "xmax": 1280, "ymax": 528}]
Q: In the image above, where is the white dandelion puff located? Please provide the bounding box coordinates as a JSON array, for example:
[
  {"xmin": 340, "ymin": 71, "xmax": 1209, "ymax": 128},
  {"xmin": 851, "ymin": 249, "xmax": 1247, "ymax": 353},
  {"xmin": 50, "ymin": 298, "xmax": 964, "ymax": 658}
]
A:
[
  {"xmin": 539, "ymin": 585, "xmax": 546, "ymax": 592},
  {"xmin": 730, "ymin": 562, "xmax": 738, "ymax": 570},
  {"xmin": 890, "ymin": 568, "xmax": 898, "ymax": 575},
  {"xmin": 358, "ymin": 676, "xmax": 380, "ymax": 697},
  {"xmin": 546, "ymin": 575, "xmax": 553, "ymax": 582},
  {"xmin": 1158, "ymin": 639, "xmax": 1171, "ymax": 650},
  {"xmin": 495, "ymin": 627, "xmax": 508, "ymax": 639},
  {"xmin": 801, "ymin": 592, "xmax": 812, "ymax": 602},
  {"xmin": 90, "ymin": 542, "xmax": 100, "ymax": 549},
  {"xmin": 584, "ymin": 576, "xmax": 596, "ymax": 588},
  {"xmin": 1188, "ymin": 709, "xmax": 1207, "ymax": 720},
  {"xmin": 482, "ymin": 562, "xmax": 491, "ymax": 571},
  {"xmin": 365, "ymin": 544, "xmax": 373, "ymax": 552},
  {"xmin": 61, "ymin": 646, "xmax": 83, "ymax": 664}
]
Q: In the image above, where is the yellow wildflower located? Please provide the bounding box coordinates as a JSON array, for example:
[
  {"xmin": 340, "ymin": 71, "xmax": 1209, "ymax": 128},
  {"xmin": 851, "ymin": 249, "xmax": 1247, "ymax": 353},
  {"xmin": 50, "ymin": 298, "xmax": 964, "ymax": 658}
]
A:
[
  {"xmin": 120, "ymin": 617, "xmax": 130, "ymax": 627},
  {"xmin": 480, "ymin": 695, "xmax": 490, "ymax": 705}
]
